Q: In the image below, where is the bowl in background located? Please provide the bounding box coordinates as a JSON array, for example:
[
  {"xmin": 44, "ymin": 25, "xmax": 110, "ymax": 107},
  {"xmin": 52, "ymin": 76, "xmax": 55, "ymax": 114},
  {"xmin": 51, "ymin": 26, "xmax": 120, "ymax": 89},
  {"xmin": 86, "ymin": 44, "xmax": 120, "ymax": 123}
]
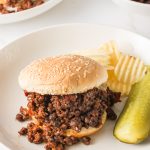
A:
[
  {"xmin": 0, "ymin": 0, "xmax": 63, "ymax": 24},
  {"xmin": 112, "ymin": 0, "xmax": 150, "ymax": 37}
]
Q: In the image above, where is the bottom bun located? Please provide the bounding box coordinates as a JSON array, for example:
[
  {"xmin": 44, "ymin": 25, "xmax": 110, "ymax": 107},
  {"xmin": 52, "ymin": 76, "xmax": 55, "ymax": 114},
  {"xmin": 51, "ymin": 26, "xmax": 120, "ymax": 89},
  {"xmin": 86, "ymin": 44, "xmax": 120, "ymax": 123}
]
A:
[
  {"xmin": 65, "ymin": 111, "xmax": 107, "ymax": 138},
  {"xmin": 32, "ymin": 111, "xmax": 107, "ymax": 138}
]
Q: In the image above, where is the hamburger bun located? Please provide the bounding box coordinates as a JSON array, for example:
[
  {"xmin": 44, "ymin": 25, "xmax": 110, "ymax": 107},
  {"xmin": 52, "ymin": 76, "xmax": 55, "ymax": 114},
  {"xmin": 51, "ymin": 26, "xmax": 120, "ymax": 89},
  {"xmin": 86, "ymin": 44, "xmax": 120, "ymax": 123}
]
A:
[{"xmin": 19, "ymin": 55, "xmax": 108, "ymax": 95}]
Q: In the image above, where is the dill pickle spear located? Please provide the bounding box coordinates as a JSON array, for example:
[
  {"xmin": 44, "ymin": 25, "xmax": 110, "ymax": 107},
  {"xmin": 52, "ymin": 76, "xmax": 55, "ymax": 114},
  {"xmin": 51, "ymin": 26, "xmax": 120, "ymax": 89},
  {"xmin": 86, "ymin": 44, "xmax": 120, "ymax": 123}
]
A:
[{"xmin": 114, "ymin": 67, "xmax": 150, "ymax": 144}]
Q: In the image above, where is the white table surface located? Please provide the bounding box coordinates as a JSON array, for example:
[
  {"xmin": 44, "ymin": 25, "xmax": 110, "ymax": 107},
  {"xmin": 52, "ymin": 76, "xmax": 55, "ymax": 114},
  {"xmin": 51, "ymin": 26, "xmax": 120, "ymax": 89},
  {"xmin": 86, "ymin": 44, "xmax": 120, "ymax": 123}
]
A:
[
  {"xmin": 0, "ymin": 0, "xmax": 142, "ymax": 48},
  {"xmin": 0, "ymin": 0, "xmax": 146, "ymax": 149}
]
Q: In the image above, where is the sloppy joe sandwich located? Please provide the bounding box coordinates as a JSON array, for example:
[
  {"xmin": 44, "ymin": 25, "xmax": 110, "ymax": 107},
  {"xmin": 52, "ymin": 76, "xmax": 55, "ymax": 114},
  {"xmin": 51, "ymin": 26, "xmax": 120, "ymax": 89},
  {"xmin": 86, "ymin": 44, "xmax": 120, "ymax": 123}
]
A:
[{"xmin": 16, "ymin": 55, "xmax": 120, "ymax": 150}]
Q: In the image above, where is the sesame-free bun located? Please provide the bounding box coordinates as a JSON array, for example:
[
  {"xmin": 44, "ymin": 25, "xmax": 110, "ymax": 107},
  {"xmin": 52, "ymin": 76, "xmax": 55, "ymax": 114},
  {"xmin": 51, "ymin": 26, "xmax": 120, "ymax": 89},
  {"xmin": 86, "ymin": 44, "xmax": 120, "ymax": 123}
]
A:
[{"xmin": 19, "ymin": 55, "xmax": 108, "ymax": 95}]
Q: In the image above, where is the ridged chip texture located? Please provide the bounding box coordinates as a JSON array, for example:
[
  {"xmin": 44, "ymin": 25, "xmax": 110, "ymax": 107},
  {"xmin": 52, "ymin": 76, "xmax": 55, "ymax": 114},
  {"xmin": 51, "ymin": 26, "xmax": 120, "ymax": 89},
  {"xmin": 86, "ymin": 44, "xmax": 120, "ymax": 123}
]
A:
[{"xmin": 19, "ymin": 55, "xmax": 108, "ymax": 95}]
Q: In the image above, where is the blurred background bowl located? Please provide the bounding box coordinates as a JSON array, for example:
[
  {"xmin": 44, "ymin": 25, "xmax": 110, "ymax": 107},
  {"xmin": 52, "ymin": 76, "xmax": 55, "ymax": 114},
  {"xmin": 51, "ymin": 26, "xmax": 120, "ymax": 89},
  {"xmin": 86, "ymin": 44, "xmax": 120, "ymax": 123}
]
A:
[
  {"xmin": 112, "ymin": 0, "xmax": 150, "ymax": 37},
  {"xmin": 0, "ymin": 0, "xmax": 63, "ymax": 24}
]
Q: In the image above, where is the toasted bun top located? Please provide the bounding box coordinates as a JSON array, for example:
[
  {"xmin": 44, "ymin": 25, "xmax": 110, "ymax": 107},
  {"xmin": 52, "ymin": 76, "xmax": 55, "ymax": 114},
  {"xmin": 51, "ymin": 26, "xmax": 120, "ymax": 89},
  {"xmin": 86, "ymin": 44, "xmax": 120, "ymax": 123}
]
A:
[{"xmin": 19, "ymin": 55, "xmax": 108, "ymax": 95}]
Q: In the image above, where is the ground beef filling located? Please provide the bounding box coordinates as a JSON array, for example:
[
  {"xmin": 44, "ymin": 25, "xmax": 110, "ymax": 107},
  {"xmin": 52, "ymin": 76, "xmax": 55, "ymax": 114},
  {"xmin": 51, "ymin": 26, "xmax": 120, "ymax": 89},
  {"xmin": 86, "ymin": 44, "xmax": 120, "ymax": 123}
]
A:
[{"xmin": 16, "ymin": 88, "xmax": 121, "ymax": 150}]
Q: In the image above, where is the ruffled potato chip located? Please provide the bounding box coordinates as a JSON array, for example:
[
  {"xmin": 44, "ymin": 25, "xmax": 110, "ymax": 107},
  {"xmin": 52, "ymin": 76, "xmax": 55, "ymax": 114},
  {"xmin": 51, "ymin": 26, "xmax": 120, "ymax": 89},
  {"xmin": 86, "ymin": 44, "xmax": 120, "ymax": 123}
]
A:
[
  {"xmin": 99, "ymin": 41, "xmax": 120, "ymax": 66},
  {"xmin": 84, "ymin": 54, "xmax": 113, "ymax": 69},
  {"xmin": 114, "ymin": 54, "xmax": 147, "ymax": 84},
  {"xmin": 73, "ymin": 41, "xmax": 147, "ymax": 96},
  {"xmin": 73, "ymin": 49, "xmax": 113, "ymax": 69},
  {"xmin": 107, "ymin": 70, "xmax": 132, "ymax": 95}
]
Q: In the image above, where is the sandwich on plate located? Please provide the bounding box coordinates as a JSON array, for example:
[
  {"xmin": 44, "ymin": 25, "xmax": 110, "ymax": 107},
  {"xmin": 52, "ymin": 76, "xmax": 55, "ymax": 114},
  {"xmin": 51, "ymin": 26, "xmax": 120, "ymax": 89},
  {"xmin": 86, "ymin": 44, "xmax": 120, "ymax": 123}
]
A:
[{"xmin": 16, "ymin": 55, "xmax": 121, "ymax": 150}]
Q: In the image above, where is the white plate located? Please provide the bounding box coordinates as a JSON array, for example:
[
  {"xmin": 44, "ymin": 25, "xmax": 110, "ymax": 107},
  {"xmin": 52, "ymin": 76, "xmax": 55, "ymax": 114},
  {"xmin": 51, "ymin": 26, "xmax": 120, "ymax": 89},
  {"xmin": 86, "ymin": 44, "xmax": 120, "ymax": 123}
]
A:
[
  {"xmin": 0, "ymin": 24, "xmax": 150, "ymax": 150},
  {"xmin": 0, "ymin": 0, "xmax": 62, "ymax": 24}
]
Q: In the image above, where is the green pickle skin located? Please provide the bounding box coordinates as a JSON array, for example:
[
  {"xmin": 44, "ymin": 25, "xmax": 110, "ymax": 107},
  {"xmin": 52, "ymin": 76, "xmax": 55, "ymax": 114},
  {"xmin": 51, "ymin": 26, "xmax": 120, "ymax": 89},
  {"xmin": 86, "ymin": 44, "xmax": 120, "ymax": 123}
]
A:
[{"xmin": 114, "ymin": 67, "xmax": 150, "ymax": 144}]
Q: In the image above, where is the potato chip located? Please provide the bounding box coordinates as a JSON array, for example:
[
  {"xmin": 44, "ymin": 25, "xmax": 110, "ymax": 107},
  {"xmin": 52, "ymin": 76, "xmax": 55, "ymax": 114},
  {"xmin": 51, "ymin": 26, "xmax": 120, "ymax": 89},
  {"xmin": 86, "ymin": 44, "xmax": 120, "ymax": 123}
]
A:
[
  {"xmin": 107, "ymin": 70, "xmax": 132, "ymax": 95},
  {"xmin": 114, "ymin": 54, "xmax": 147, "ymax": 84},
  {"xmin": 73, "ymin": 40, "xmax": 147, "ymax": 96},
  {"xmin": 99, "ymin": 41, "xmax": 120, "ymax": 66},
  {"xmin": 72, "ymin": 49, "xmax": 113, "ymax": 69},
  {"xmin": 107, "ymin": 80, "xmax": 132, "ymax": 95},
  {"xmin": 84, "ymin": 54, "xmax": 113, "ymax": 69}
]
